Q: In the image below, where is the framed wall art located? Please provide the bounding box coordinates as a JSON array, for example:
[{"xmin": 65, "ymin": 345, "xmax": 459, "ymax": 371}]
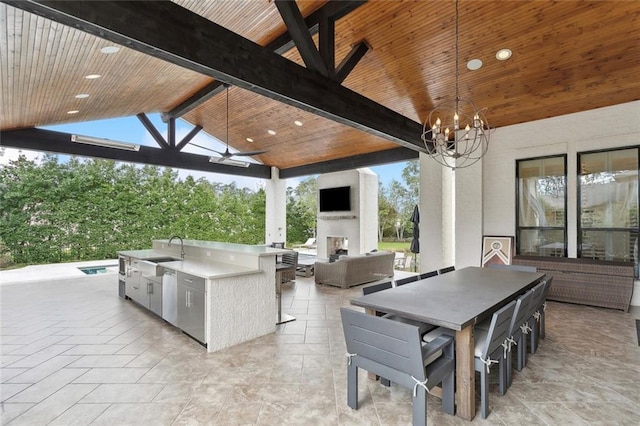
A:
[{"xmin": 481, "ymin": 236, "xmax": 514, "ymax": 267}]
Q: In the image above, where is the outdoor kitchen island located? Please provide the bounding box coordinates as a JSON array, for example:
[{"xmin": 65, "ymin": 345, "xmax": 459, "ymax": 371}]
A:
[{"xmin": 119, "ymin": 239, "xmax": 286, "ymax": 352}]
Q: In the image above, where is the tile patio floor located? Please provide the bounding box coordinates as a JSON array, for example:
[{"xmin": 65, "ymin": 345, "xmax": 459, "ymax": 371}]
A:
[{"xmin": 1, "ymin": 270, "xmax": 639, "ymax": 425}]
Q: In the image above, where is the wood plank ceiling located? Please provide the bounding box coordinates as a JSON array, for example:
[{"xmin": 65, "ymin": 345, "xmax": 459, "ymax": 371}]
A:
[{"xmin": 1, "ymin": 0, "xmax": 639, "ymax": 172}]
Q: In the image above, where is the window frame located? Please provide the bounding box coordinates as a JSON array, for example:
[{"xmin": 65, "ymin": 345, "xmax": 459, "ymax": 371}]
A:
[
  {"xmin": 515, "ymin": 154, "xmax": 568, "ymax": 257},
  {"xmin": 577, "ymin": 146, "xmax": 640, "ymax": 267}
]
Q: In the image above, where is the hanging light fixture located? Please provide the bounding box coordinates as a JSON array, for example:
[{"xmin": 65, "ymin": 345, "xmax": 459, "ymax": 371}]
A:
[{"xmin": 421, "ymin": 0, "xmax": 490, "ymax": 169}]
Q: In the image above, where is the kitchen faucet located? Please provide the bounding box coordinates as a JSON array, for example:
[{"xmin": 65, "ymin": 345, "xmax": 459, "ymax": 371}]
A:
[{"xmin": 168, "ymin": 236, "xmax": 185, "ymax": 259}]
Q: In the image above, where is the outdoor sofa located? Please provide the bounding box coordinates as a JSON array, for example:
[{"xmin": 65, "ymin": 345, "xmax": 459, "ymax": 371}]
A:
[{"xmin": 314, "ymin": 251, "xmax": 395, "ymax": 289}]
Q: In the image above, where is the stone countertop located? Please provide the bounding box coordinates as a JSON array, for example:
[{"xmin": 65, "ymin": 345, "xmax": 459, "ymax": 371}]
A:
[
  {"xmin": 117, "ymin": 249, "xmax": 178, "ymax": 260},
  {"xmin": 159, "ymin": 259, "xmax": 260, "ymax": 280},
  {"xmin": 153, "ymin": 239, "xmax": 288, "ymax": 256}
]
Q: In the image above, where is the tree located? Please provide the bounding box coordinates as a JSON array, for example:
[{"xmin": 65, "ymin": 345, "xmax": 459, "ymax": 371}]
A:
[
  {"xmin": 0, "ymin": 155, "xmax": 267, "ymax": 266},
  {"xmin": 378, "ymin": 183, "xmax": 397, "ymax": 241},
  {"xmin": 286, "ymin": 177, "xmax": 317, "ymax": 244},
  {"xmin": 376, "ymin": 160, "xmax": 419, "ymax": 241},
  {"xmin": 402, "ymin": 160, "xmax": 420, "ymax": 203}
]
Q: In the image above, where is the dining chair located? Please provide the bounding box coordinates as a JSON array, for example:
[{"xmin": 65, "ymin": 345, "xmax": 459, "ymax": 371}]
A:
[
  {"xmin": 536, "ymin": 277, "xmax": 553, "ymax": 340},
  {"xmin": 526, "ymin": 280, "xmax": 548, "ymax": 354},
  {"xmin": 340, "ymin": 308, "xmax": 456, "ymax": 425},
  {"xmin": 278, "ymin": 250, "xmax": 298, "ymax": 284},
  {"xmin": 362, "ymin": 280, "xmax": 393, "ymax": 296},
  {"xmin": 362, "ymin": 281, "xmax": 392, "ymax": 318},
  {"xmin": 474, "ymin": 289, "xmax": 533, "ymax": 391},
  {"xmin": 473, "ymin": 300, "xmax": 517, "ymax": 418},
  {"xmin": 487, "ymin": 264, "xmax": 538, "ymax": 273},
  {"xmin": 361, "ymin": 279, "xmax": 436, "ymax": 387},
  {"xmin": 395, "ymin": 275, "xmax": 418, "ymax": 286},
  {"xmin": 438, "ymin": 266, "xmax": 455, "ymax": 274},
  {"xmin": 362, "ymin": 280, "xmax": 435, "ymax": 332},
  {"xmin": 419, "ymin": 270, "xmax": 438, "ymax": 280},
  {"xmin": 504, "ymin": 289, "xmax": 535, "ymax": 387}
]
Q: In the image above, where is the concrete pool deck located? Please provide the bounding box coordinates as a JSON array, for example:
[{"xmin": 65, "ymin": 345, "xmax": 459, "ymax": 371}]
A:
[{"xmin": 0, "ymin": 259, "xmax": 119, "ymax": 286}]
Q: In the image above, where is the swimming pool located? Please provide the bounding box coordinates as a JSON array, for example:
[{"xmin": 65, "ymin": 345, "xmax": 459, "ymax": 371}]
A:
[{"xmin": 78, "ymin": 265, "xmax": 118, "ymax": 275}]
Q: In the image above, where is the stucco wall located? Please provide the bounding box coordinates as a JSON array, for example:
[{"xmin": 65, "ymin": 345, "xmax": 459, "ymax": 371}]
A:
[
  {"xmin": 482, "ymin": 100, "xmax": 640, "ymax": 305},
  {"xmin": 419, "ymin": 101, "xmax": 640, "ymax": 304},
  {"xmin": 483, "ymin": 101, "xmax": 640, "ymax": 252}
]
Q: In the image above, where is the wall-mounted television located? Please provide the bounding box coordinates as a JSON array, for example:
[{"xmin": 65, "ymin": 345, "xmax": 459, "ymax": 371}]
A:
[{"xmin": 319, "ymin": 186, "xmax": 351, "ymax": 212}]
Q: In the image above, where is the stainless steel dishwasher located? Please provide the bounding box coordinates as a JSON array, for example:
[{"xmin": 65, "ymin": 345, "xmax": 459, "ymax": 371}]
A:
[{"xmin": 162, "ymin": 269, "xmax": 178, "ymax": 326}]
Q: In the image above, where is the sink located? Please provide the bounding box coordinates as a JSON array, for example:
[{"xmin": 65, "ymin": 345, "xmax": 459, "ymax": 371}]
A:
[
  {"xmin": 140, "ymin": 257, "xmax": 180, "ymax": 276},
  {"xmin": 146, "ymin": 257, "xmax": 179, "ymax": 263}
]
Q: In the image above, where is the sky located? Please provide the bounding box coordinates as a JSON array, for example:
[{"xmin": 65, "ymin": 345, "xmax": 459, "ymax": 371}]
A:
[{"xmin": 0, "ymin": 114, "xmax": 409, "ymax": 189}]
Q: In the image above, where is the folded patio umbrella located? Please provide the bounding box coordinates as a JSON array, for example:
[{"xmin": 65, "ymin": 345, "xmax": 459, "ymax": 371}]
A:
[{"xmin": 410, "ymin": 205, "xmax": 419, "ymax": 271}]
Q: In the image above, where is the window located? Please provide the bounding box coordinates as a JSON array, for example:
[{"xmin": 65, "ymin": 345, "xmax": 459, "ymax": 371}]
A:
[
  {"xmin": 516, "ymin": 156, "xmax": 567, "ymax": 257},
  {"xmin": 578, "ymin": 147, "xmax": 639, "ymax": 275}
]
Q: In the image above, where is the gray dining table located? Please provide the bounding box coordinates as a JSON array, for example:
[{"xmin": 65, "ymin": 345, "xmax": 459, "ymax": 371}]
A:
[{"xmin": 350, "ymin": 266, "xmax": 546, "ymax": 421}]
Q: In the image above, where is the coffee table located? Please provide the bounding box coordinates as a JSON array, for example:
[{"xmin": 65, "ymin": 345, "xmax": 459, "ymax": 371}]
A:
[{"xmin": 296, "ymin": 256, "xmax": 317, "ymax": 277}]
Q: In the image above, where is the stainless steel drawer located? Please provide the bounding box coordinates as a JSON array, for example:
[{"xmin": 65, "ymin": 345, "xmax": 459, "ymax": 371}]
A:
[{"xmin": 177, "ymin": 272, "xmax": 205, "ymax": 291}]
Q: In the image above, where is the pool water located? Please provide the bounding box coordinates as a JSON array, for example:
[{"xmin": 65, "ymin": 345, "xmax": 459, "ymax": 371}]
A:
[{"xmin": 79, "ymin": 265, "xmax": 118, "ymax": 275}]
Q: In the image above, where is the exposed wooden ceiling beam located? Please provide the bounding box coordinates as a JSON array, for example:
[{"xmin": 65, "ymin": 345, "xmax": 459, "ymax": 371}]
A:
[
  {"xmin": 0, "ymin": 128, "xmax": 271, "ymax": 179},
  {"xmin": 175, "ymin": 125, "xmax": 203, "ymax": 152},
  {"xmin": 163, "ymin": 82, "xmax": 225, "ymax": 122},
  {"xmin": 318, "ymin": 12, "xmax": 335, "ymax": 73},
  {"xmin": 335, "ymin": 41, "xmax": 370, "ymax": 84},
  {"xmin": 5, "ymin": 0, "xmax": 426, "ymax": 152},
  {"xmin": 136, "ymin": 113, "xmax": 169, "ymax": 150},
  {"xmin": 279, "ymin": 147, "xmax": 419, "ymax": 179},
  {"xmin": 1, "ymin": 128, "xmax": 415, "ymax": 181},
  {"xmin": 163, "ymin": 0, "xmax": 368, "ymax": 121},
  {"xmin": 275, "ymin": 0, "xmax": 328, "ymax": 76}
]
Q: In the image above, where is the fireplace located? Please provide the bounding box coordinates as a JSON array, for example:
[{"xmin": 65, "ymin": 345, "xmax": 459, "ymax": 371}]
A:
[
  {"xmin": 316, "ymin": 169, "xmax": 378, "ymax": 259},
  {"xmin": 327, "ymin": 236, "xmax": 348, "ymax": 261}
]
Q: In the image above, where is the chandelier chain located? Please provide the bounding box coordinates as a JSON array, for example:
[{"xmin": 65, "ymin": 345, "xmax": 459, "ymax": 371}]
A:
[
  {"xmin": 226, "ymin": 85, "xmax": 229, "ymax": 150},
  {"xmin": 421, "ymin": 0, "xmax": 490, "ymax": 170},
  {"xmin": 455, "ymin": 0, "xmax": 459, "ymax": 104}
]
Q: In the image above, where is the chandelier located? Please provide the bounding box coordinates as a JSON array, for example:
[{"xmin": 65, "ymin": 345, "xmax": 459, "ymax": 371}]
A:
[{"xmin": 421, "ymin": 0, "xmax": 490, "ymax": 169}]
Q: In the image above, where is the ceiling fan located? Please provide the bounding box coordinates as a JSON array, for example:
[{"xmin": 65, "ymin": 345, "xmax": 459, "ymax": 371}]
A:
[{"xmin": 191, "ymin": 84, "xmax": 268, "ymax": 164}]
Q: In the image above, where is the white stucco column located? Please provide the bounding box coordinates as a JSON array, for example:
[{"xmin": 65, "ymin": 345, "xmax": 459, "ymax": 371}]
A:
[
  {"xmin": 454, "ymin": 159, "xmax": 483, "ymax": 268},
  {"xmin": 420, "ymin": 153, "xmax": 448, "ymax": 272},
  {"xmin": 265, "ymin": 166, "xmax": 287, "ymax": 245},
  {"xmin": 420, "ymin": 154, "xmax": 482, "ymax": 271}
]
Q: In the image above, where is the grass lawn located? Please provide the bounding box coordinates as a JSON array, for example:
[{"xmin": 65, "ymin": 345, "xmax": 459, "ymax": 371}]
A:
[{"xmin": 378, "ymin": 241, "xmax": 411, "ymax": 253}]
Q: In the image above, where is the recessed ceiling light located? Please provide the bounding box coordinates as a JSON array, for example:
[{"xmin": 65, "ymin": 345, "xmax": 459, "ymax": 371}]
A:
[
  {"xmin": 467, "ymin": 59, "xmax": 483, "ymax": 71},
  {"xmin": 246, "ymin": 137, "xmax": 254, "ymax": 143},
  {"xmin": 100, "ymin": 46, "xmax": 120, "ymax": 54},
  {"xmin": 267, "ymin": 129, "xmax": 276, "ymax": 135},
  {"xmin": 84, "ymin": 74, "xmax": 101, "ymax": 79},
  {"xmin": 67, "ymin": 110, "xmax": 79, "ymax": 114},
  {"xmin": 294, "ymin": 120, "xmax": 303, "ymax": 126},
  {"xmin": 75, "ymin": 93, "xmax": 89, "ymax": 99},
  {"xmin": 496, "ymin": 48, "xmax": 512, "ymax": 60}
]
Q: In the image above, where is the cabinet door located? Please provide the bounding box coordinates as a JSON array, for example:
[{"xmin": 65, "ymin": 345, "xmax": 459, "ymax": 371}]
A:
[
  {"xmin": 177, "ymin": 287, "xmax": 205, "ymax": 344},
  {"xmin": 185, "ymin": 288, "xmax": 205, "ymax": 343},
  {"xmin": 129, "ymin": 260, "xmax": 142, "ymax": 304},
  {"xmin": 176, "ymin": 272, "xmax": 206, "ymax": 344},
  {"xmin": 125, "ymin": 278, "xmax": 136, "ymax": 301},
  {"xmin": 136, "ymin": 278, "xmax": 151, "ymax": 309},
  {"xmin": 177, "ymin": 284, "xmax": 189, "ymax": 330},
  {"xmin": 149, "ymin": 280, "xmax": 162, "ymax": 316},
  {"xmin": 125, "ymin": 273, "xmax": 140, "ymax": 302}
]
